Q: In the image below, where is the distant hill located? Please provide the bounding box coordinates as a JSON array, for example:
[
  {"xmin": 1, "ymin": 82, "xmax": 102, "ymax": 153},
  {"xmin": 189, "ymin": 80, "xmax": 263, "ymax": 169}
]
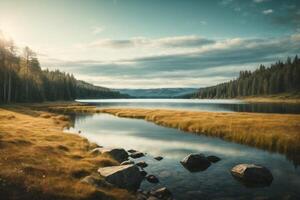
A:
[{"xmin": 117, "ymin": 88, "xmax": 198, "ymax": 98}]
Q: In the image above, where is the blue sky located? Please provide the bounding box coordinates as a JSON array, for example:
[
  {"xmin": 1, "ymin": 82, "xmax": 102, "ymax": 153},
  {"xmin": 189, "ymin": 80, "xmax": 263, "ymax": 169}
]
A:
[{"xmin": 0, "ymin": 0, "xmax": 300, "ymax": 88}]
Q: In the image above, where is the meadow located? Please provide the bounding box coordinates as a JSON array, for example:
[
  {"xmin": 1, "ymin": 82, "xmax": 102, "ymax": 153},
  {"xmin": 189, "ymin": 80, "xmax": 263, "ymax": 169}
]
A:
[{"xmin": 0, "ymin": 105, "xmax": 134, "ymax": 200}]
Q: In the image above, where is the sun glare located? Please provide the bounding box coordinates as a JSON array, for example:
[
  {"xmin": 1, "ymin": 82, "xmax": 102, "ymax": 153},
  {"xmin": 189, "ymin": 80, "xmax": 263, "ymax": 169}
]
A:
[{"xmin": 0, "ymin": 19, "xmax": 20, "ymax": 42}]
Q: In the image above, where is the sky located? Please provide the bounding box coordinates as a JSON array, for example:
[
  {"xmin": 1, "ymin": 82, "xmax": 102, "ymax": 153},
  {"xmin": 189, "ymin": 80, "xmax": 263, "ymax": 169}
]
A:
[{"xmin": 0, "ymin": 0, "xmax": 300, "ymax": 89}]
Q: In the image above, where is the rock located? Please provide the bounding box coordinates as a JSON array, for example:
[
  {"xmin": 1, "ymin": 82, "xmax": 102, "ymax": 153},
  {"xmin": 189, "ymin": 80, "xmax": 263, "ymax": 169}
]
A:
[
  {"xmin": 231, "ymin": 164, "xmax": 273, "ymax": 186},
  {"xmin": 121, "ymin": 160, "xmax": 134, "ymax": 165},
  {"xmin": 146, "ymin": 175, "xmax": 159, "ymax": 183},
  {"xmin": 151, "ymin": 187, "xmax": 172, "ymax": 199},
  {"xmin": 81, "ymin": 173, "xmax": 112, "ymax": 188},
  {"xmin": 140, "ymin": 170, "xmax": 147, "ymax": 177},
  {"xmin": 97, "ymin": 148, "xmax": 129, "ymax": 163},
  {"xmin": 180, "ymin": 153, "xmax": 211, "ymax": 172},
  {"xmin": 206, "ymin": 155, "xmax": 221, "ymax": 163},
  {"xmin": 154, "ymin": 156, "xmax": 163, "ymax": 161},
  {"xmin": 136, "ymin": 161, "xmax": 148, "ymax": 168},
  {"xmin": 98, "ymin": 164, "xmax": 143, "ymax": 190},
  {"xmin": 130, "ymin": 152, "xmax": 145, "ymax": 159},
  {"xmin": 128, "ymin": 149, "xmax": 137, "ymax": 153}
]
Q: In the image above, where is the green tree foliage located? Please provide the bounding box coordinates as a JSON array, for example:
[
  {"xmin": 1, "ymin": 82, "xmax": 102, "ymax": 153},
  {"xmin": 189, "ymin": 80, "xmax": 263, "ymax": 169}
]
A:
[
  {"xmin": 0, "ymin": 37, "xmax": 124, "ymax": 103},
  {"xmin": 193, "ymin": 56, "xmax": 300, "ymax": 98}
]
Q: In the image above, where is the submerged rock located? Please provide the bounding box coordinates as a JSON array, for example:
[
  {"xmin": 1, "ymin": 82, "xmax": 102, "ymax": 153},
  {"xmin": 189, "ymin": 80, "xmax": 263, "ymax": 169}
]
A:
[
  {"xmin": 136, "ymin": 161, "xmax": 148, "ymax": 168},
  {"xmin": 97, "ymin": 148, "xmax": 128, "ymax": 163},
  {"xmin": 121, "ymin": 160, "xmax": 134, "ymax": 165},
  {"xmin": 231, "ymin": 164, "xmax": 273, "ymax": 186},
  {"xmin": 146, "ymin": 175, "xmax": 159, "ymax": 183},
  {"xmin": 206, "ymin": 155, "xmax": 221, "ymax": 163},
  {"xmin": 128, "ymin": 149, "xmax": 137, "ymax": 153},
  {"xmin": 154, "ymin": 156, "xmax": 163, "ymax": 161},
  {"xmin": 140, "ymin": 170, "xmax": 147, "ymax": 177},
  {"xmin": 130, "ymin": 152, "xmax": 145, "ymax": 159},
  {"xmin": 98, "ymin": 164, "xmax": 143, "ymax": 190},
  {"xmin": 180, "ymin": 153, "xmax": 211, "ymax": 172}
]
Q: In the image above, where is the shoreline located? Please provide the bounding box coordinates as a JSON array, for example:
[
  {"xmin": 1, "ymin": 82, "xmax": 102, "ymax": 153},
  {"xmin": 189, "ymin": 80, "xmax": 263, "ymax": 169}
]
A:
[
  {"xmin": 45, "ymin": 104, "xmax": 300, "ymax": 164},
  {"xmin": 0, "ymin": 105, "xmax": 134, "ymax": 200},
  {"xmin": 100, "ymin": 108, "xmax": 300, "ymax": 156},
  {"xmin": 2, "ymin": 102, "xmax": 300, "ymax": 199},
  {"xmin": 240, "ymin": 96, "xmax": 300, "ymax": 104}
]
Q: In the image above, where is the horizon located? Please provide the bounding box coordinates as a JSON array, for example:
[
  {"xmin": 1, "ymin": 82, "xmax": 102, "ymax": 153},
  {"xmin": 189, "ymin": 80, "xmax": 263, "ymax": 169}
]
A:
[{"xmin": 0, "ymin": 0, "xmax": 300, "ymax": 89}]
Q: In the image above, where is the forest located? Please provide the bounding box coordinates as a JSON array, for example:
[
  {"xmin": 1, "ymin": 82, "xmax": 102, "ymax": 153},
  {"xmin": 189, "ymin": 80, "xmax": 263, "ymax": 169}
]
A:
[
  {"xmin": 0, "ymin": 36, "xmax": 124, "ymax": 103},
  {"xmin": 192, "ymin": 56, "xmax": 300, "ymax": 99}
]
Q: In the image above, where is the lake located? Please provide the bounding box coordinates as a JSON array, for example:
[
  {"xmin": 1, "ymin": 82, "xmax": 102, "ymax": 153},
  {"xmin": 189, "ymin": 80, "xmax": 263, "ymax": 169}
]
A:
[
  {"xmin": 76, "ymin": 99, "xmax": 300, "ymax": 114},
  {"xmin": 67, "ymin": 110, "xmax": 300, "ymax": 199}
]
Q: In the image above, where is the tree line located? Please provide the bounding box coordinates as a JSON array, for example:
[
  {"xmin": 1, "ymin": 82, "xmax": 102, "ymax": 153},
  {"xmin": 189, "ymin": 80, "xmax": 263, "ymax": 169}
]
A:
[
  {"xmin": 192, "ymin": 56, "xmax": 300, "ymax": 98},
  {"xmin": 0, "ymin": 36, "xmax": 124, "ymax": 104}
]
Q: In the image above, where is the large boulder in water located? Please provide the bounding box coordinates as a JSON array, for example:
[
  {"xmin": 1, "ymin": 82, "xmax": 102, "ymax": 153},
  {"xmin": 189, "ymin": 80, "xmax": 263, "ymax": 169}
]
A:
[
  {"xmin": 98, "ymin": 164, "xmax": 142, "ymax": 190},
  {"xmin": 96, "ymin": 148, "xmax": 128, "ymax": 163},
  {"xmin": 206, "ymin": 155, "xmax": 221, "ymax": 163},
  {"xmin": 180, "ymin": 153, "xmax": 211, "ymax": 172},
  {"xmin": 231, "ymin": 164, "xmax": 273, "ymax": 186}
]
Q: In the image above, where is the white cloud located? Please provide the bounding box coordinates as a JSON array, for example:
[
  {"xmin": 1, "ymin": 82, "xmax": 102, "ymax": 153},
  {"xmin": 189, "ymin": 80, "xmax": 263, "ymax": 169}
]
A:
[
  {"xmin": 91, "ymin": 26, "xmax": 105, "ymax": 34},
  {"xmin": 77, "ymin": 35, "xmax": 215, "ymax": 50},
  {"xmin": 253, "ymin": 0, "xmax": 270, "ymax": 3},
  {"xmin": 40, "ymin": 34, "xmax": 300, "ymax": 89},
  {"xmin": 262, "ymin": 9, "xmax": 273, "ymax": 15}
]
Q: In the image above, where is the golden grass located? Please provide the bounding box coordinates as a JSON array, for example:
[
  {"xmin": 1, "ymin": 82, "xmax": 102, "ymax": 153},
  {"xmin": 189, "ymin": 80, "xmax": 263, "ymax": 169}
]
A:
[
  {"xmin": 0, "ymin": 105, "xmax": 134, "ymax": 200},
  {"xmin": 99, "ymin": 108, "xmax": 300, "ymax": 164},
  {"xmin": 44, "ymin": 104, "xmax": 300, "ymax": 164},
  {"xmin": 240, "ymin": 93, "xmax": 300, "ymax": 104}
]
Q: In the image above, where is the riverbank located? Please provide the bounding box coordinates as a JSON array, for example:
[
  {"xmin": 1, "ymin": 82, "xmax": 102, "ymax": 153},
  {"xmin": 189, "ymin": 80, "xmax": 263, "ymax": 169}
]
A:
[
  {"xmin": 99, "ymin": 108, "xmax": 300, "ymax": 154},
  {"xmin": 0, "ymin": 105, "xmax": 134, "ymax": 200},
  {"xmin": 240, "ymin": 93, "xmax": 300, "ymax": 104},
  {"xmin": 45, "ymin": 104, "xmax": 300, "ymax": 164}
]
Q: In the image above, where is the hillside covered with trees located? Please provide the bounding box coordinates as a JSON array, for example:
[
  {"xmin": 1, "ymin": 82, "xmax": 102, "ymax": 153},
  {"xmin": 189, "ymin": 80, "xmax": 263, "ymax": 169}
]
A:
[
  {"xmin": 0, "ymin": 36, "xmax": 124, "ymax": 103},
  {"xmin": 192, "ymin": 56, "xmax": 300, "ymax": 99}
]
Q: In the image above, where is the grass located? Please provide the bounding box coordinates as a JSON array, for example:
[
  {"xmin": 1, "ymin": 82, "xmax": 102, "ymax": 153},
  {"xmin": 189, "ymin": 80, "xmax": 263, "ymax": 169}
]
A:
[
  {"xmin": 0, "ymin": 105, "xmax": 134, "ymax": 200},
  {"xmin": 99, "ymin": 108, "xmax": 300, "ymax": 164},
  {"xmin": 46, "ymin": 104, "xmax": 300, "ymax": 165},
  {"xmin": 239, "ymin": 93, "xmax": 300, "ymax": 104},
  {"xmin": 45, "ymin": 104, "xmax": 300, "ymax": 164}
]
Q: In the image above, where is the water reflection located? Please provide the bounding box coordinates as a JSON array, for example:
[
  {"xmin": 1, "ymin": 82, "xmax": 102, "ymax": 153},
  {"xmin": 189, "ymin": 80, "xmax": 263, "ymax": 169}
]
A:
[
  {"xmin": 67, "ymin": 113, "xmax": 300, "ymax": 199},
  {"xmin": 77, "ymin": 99, "xmax": 300, "ymax": 114}
]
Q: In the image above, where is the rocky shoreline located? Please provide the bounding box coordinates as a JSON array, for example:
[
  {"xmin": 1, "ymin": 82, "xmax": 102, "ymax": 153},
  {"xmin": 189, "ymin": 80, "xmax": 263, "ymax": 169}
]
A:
[{"xmin": 80, "ymin": 144, "xmax": 273, "ymax": 200}]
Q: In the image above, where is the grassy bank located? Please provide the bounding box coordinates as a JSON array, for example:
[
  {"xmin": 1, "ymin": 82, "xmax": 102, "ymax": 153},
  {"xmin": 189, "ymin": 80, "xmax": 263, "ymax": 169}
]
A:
[
  {"xmin": 240, "ymin": 93, "xmax": 300, "ymax": 104},
  {"xmin": 100, "ymin": 108, "xmax": 300, "ymax": 163},
  {"xmin": 0, "ymin": 105, "xmax": 134, "ymax": 200},
  {"xmin": 46, "ymin": 104, "xmax": 300, "ymax": 164}
]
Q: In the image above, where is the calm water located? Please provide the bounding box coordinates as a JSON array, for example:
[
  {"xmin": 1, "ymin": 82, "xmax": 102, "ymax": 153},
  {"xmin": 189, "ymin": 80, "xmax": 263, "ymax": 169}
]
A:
[
  {"xmin": 67, "ymin": 113, "xmax": 300, "ymax": 200},
  {"xmin": 77, "ymin": 99, "xmax": 300, "ymax": 114}
]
